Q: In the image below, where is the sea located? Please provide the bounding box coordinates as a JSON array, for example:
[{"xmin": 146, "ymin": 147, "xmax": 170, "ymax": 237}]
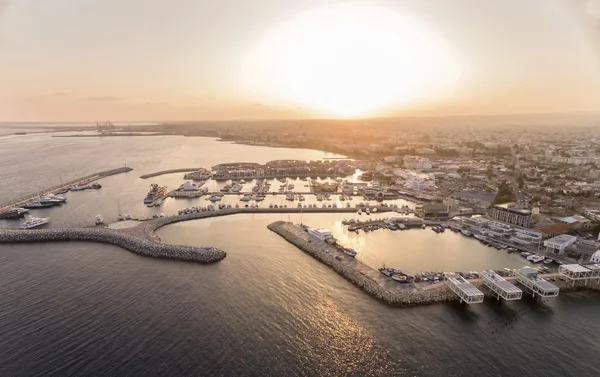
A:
[{"xmin": 0, "ymin": 131, "xmax": 599, "ymax": 376}]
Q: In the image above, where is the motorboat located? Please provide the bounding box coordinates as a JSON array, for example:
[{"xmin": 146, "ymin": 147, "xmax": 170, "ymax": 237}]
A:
[
  {"xmin": 20, "ymin": 217, "xmax": 49, "ymax": 229},
  {"xmin": 95, "ymin": 215, "xmax": 104, "ymax": 225}
]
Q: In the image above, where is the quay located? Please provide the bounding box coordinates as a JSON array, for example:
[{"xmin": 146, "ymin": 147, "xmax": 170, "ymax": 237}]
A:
[{"xmin": 0, "ymin": 166, "xmax": 133, "ymax": 212}]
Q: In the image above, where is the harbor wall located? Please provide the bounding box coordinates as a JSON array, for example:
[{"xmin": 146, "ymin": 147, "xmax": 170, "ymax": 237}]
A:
[
  {"xmin": 140, "ymin": 168, "xmax": 205, "ymax": 179},
  {"xmin": 267, "ymin": 221, "xmax": 456, "ymax": 307},
  {"xmin": 0, "ymin": 227, "xmax": 226, "ymax": 264}
]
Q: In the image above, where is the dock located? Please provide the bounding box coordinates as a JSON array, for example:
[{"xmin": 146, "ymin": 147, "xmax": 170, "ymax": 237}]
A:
[
  {"xmin": 0, "ymin": 166, "xmax": 133, "ymax": 212},
  {"xmin": 445, "ymin": 273, "xmax": 484, "ymax": 304},
  {"xmin": 516, "ymin": 267, "xmax": 559, "ymax": 298},
  {"xmin": 481, "ymin": 270, "xmax": 523, "ymax": 301}
]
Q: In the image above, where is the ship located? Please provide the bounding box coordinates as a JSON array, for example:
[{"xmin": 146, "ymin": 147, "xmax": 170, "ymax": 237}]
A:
[
  {"xmin": 20, "ymin": 217, "xmax": 50, "ymax": 229},
  {"xmin": 0, "ymin": 208, "xmax": 28, "ymax": 219},
  {"xmin": 143, "ymin": 183, "xmax": 168, "ymax": 204}
]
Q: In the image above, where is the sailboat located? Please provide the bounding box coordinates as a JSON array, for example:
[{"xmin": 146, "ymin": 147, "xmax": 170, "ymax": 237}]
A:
[{"xmin": 117, "ymin": 199, "xmax": 124, "ymax": 221}]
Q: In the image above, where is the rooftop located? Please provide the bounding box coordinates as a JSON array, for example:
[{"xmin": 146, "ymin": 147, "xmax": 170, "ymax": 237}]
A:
[
  {"xmin": 545, "ymin": 234, "xmax": 578, "ymax": 246},
  {"xmin": 493, "ymin": 202, "xmax": 531, "ymax": 215}
]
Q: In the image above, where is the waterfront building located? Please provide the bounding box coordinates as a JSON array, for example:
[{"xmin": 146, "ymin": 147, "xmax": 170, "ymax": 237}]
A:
[
  {"xmin": 421, "ymin": 203, "xmax": 449, "ymax": 219},
  {"xmin": 555, "ymin": 215, "xmax": 594, "ymax": 230},
  {"xmin": 490, "ymin": 203, "xmax": 532, "ymax": 227},
  {"xmin": 510, "ymin": 229, "xmax": 543, "ymax": 246},
  {"xmin": 461, "ymin": 217, "xmax": 489, "ymax": 228},
  {"xmin": 486, "ymin": 221, "xmax": 513, "ymax": 236},
  {"xmin": 543, "ymin": 234, "xmax": 578, "ymax": 255},
  {"xmin": 590, "ymin": 251, "xmax": 600, "ymax": 263}
]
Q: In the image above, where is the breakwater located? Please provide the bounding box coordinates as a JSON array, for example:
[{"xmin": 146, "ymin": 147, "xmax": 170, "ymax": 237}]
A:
[
  {"xmin": 0, "ymin": 226, "xmax": 225, "ymax": 264},
  {"xmin": 267, "ymin": 221, "xmax": 456, "ymax": 307},
  {"xmin": 140, "ymin": 168, "xmax": 205, "ymax": 179}
]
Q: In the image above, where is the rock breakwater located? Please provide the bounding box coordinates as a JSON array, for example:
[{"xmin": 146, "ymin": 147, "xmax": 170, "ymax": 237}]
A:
[
  {"xmin": 267, "ymin": 221, "xmax": 456, "ymax": 307},
  {"xmin": 0, "ymin": 227, "xmax": 226, "ymax": 264}
]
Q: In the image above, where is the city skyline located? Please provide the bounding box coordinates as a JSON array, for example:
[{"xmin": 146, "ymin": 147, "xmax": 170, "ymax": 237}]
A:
[{"xmin": 1, "ymin": 0, "xmax": 600, "ymax": 121}]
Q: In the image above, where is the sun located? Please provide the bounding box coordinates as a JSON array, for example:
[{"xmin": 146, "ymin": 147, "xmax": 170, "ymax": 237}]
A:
[{"xmin": 241, "ymin": 3, "xmax": 461, "ymax": 118}]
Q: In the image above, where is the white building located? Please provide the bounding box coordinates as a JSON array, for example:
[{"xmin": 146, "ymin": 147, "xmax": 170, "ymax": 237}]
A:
[
  {"xmin": 590, "ymin": 251, "xmax": 600, "ymax": 263},
  {"xmin": 544, "ymin": 235, "xmax": 578, "ymax": 255},
  {"xmin": 403, "ymin": 156, "xmax": 432, "ymax": 170},
  {"xmin": 510, "ymin": 229, "xmax": 543, "ymax": 246}
]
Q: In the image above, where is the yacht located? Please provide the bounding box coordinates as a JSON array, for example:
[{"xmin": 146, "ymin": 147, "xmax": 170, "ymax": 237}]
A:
[
  {"xmin": 286, "ymin": 193, "xmax": 295, "ymax": 201},
  {"xmin": 460, "ymin": 230, "xmax": 472, "ymax": 237},
  {"xmin": 298, "ymin": 195, "xmax": 305, "ymax": 201},
  {"xmin": 254, "ymin": 195, "xmax": 265, "ymax": 202},
  {"xmin": 95, "ymin": 215, "xmax": 104, "ymax": 225},
  {"xmin": 117, "ymin": 214, "xmax": 124, "ymax": 221},
  {"xmin": 240, "ymin": 194, "xmax": 252, "ymax": 202},
  {"xmin": 20, "ymin": 217, "xmax": 49, "ymax": 229},
  {"xmin": 154, "ymin": 199, "xmax": 163, "ymax": 206},
  {"xmin": 0, "ymin": 208, "xmax": 27, "ymax": 219},
  {"xmin": 288, "ymin": 184, "xmax": 294, "ymax": 190},
  {"xmin": 124, "ymin": 214, "xmax": 132, "ymax": 220},
  {"xmin": 527, "ymin": 255, "xmax": 545, "ymax": 263},
  {"xmin": 41, "ymin": 194, "xmax": 67, "ymax": 203},
  {"xmin": 144, "ymin": 184, "xmax": 168, "ymax": 204},
  {"xmin": 316, "ymin": 195, "xmax": 324, "ymax": 201},
  {"xmin": 69, "ymin": 185, "xmax": 85, "ymax": 191},
  {"xmin": 208, "ymin": 195, "xmax": 222, "ymax": 202},
  {"xmin": 343, "ymin": 248, "xmax": 357, "ymax": 257}
]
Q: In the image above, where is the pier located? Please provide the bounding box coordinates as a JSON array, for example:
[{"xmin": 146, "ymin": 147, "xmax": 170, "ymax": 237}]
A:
[
  {"xmin": 481, "ymin": 270, "xmax": 523, "ymax": 301},
  {"xmin": 140, "ymin": 168, "xmax": 205, "ymax": 179},
  {"xmin": 0, "ymin": 166, "xmax": 133, "ymax": 212},
  {"xmin": 445, "ymin": 273, "xmax": 484, "ymax": 304},
  {"xmin": 516, "ymin": 267, "xmax": 559, "ymax": 298}
]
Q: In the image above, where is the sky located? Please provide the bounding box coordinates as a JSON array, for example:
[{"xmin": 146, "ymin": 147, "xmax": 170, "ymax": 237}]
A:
[{"xmin": 1, "ymin": 0, "xmax": 600, "ymax": 122}]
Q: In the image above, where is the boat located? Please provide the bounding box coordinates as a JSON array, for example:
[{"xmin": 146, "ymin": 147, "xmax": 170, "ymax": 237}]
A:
[
  {"xmin": 0, "ymin": 208, "xmax": 27, "ymax": 219},
  {"xmin": 357, "ymin": 209, "xmax": 362, "ymax": 215},
  {"xmin": 316, "ymin": 195, "xmax": 324, "ymax": 201},
  {"xmin": 460, "ymin": 230, "xmax": 472, "ymax": 237},
  {"xmin": 144, "ymin": 183, "xmax": 168, "ymax": 204},
  {"xmin": 154, "ymin": 199, "xmax": 163, "ymax": 206},
  {"xmin": 288, "ymin": 184, "xmax": 294, "ymax": 190},
  {"xmin": 543, "ymin": 259, "xmax": 554, "ymax": 264},
  {"xmin": 286, "ymin": 193, "xmax": 295, "ymax": 201},
  {"xmin": 22, "ymin": 200, "xmax": 55, "ymax": 209},
  {"xmin": 365, "ymin": 208, "xmax": 370, "ymax": 215},
  {"xmin": 208, "ymin": 195, "xmax": 222, "ymax": 202},
  {"xmin": 527, "ymin": 255, "xmax": 545, "ymax": 263},
  {"xmin": 69, "ymin": 185, "xmax": 85, "ymax": 191},
  {"xmin": 343, "ymin": 248, "xmax": 357, "ymax": 257},
  {"xmin": 240, "ymin": 194, "xmax": 252, "ymax": 202},
  {"xmin": 298, "ymin": 195, "xmax": 305, "ymax": 201},
  {"xmin": 42, "ymin": 193, "xmax": 67, "ymax": 203},
  {"xmin": 20, "ymin": 217, "xmax": 49, "ymax": 229},
  {"xmin": 124, "ymin": 214, "xmax": 132, "ymax": 220},
  {"xmin": 95, "ymin": 215, "xmax": 104, "ymax": 225},
  {"xmin": 253, "ymin": 195, "xmax": 265, "ymax": 202}
]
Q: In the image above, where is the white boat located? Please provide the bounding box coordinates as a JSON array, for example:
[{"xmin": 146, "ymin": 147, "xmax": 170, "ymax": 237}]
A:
[
  {"xmin": 460, "ymin": 230, "xmax": 472, "ymax": 236},
  {"xmin": 124, "ymin": 214, "xmax": 132, "ymax": 220},
  {"xmin": 527, "ymin": 255, "xmax": 545, "ymax": 263},
  {"xmin": 543, "ymin": 259, "xmax": 554, "ymax": 264},
  {"xmin": 240, "ymin": 194, "xmax": 252, "ymax": 202},
  {"xmin": 254, "ymin": 195, "xmax": 265, "ymax": 202},
  {"xmin": 286, "ymin": 193, "xmax": 295, "ymax": 201},
  {"xmin": 357, "ymin": 209, "xmax": 362, "ymax": 215},
  {"xmin": 155, "ymin": 199, "xmax": 163, "ymax": 206},
  {"xmin": 20, "ymin": 217, "xmax": 49, "ymax": 229},
  {"xmin": 298, "ymin": 195, "xmax": 305, "ymax": 201},
  {"xmin": 316, "ymin": 195, "xmax": 324, "ymax": 201},
  {"xmin": 208, "ymin": 195, "xmax": 222, "ymax": 202},
  {"xmin": 95, "ymin": 215, "xmax": 104, "ymax": 225},
  {"xmin": 343, "ymin": 248, "xmax": 357, "ymax": 257}
]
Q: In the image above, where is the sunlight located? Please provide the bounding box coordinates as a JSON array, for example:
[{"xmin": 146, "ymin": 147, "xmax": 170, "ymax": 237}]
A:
[{"xmin": 242, "ymin": 3, "xmax": 461, "ymax": 117}]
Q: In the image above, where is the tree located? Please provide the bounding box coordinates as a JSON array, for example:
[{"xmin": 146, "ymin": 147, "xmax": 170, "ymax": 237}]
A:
[
  {"xmin": 592, "ymin": 222, "xmax": 600, "ymax": 238},
  {"xmin": 517, "ymin": 175, "xmax": 525, "ymax": 189}
]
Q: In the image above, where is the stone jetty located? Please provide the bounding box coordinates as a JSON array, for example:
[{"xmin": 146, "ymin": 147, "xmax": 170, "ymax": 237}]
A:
[
  {"xmin": 267, "ymin": 221, "xmax": 457, "ymax": 307},
  {"xmin": 0, "ymin": 224, "xmax": 226, "ymax": 264}
]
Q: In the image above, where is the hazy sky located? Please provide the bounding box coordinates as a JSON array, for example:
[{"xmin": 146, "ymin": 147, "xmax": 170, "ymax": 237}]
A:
[{"xmin": 1, "ymin": 0, "xmax": 600, "ymax": 121}]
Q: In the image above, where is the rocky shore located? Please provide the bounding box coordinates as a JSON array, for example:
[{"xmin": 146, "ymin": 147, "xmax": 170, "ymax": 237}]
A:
[{"xmin": 0, "ymin": 226, "xmax": 226, "ymax": 264}]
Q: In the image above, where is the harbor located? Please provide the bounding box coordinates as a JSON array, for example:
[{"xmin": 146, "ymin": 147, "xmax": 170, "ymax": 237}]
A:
[{"xmin": 267, "ymin": 221, "xmax": 599, "ymax": 307}]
